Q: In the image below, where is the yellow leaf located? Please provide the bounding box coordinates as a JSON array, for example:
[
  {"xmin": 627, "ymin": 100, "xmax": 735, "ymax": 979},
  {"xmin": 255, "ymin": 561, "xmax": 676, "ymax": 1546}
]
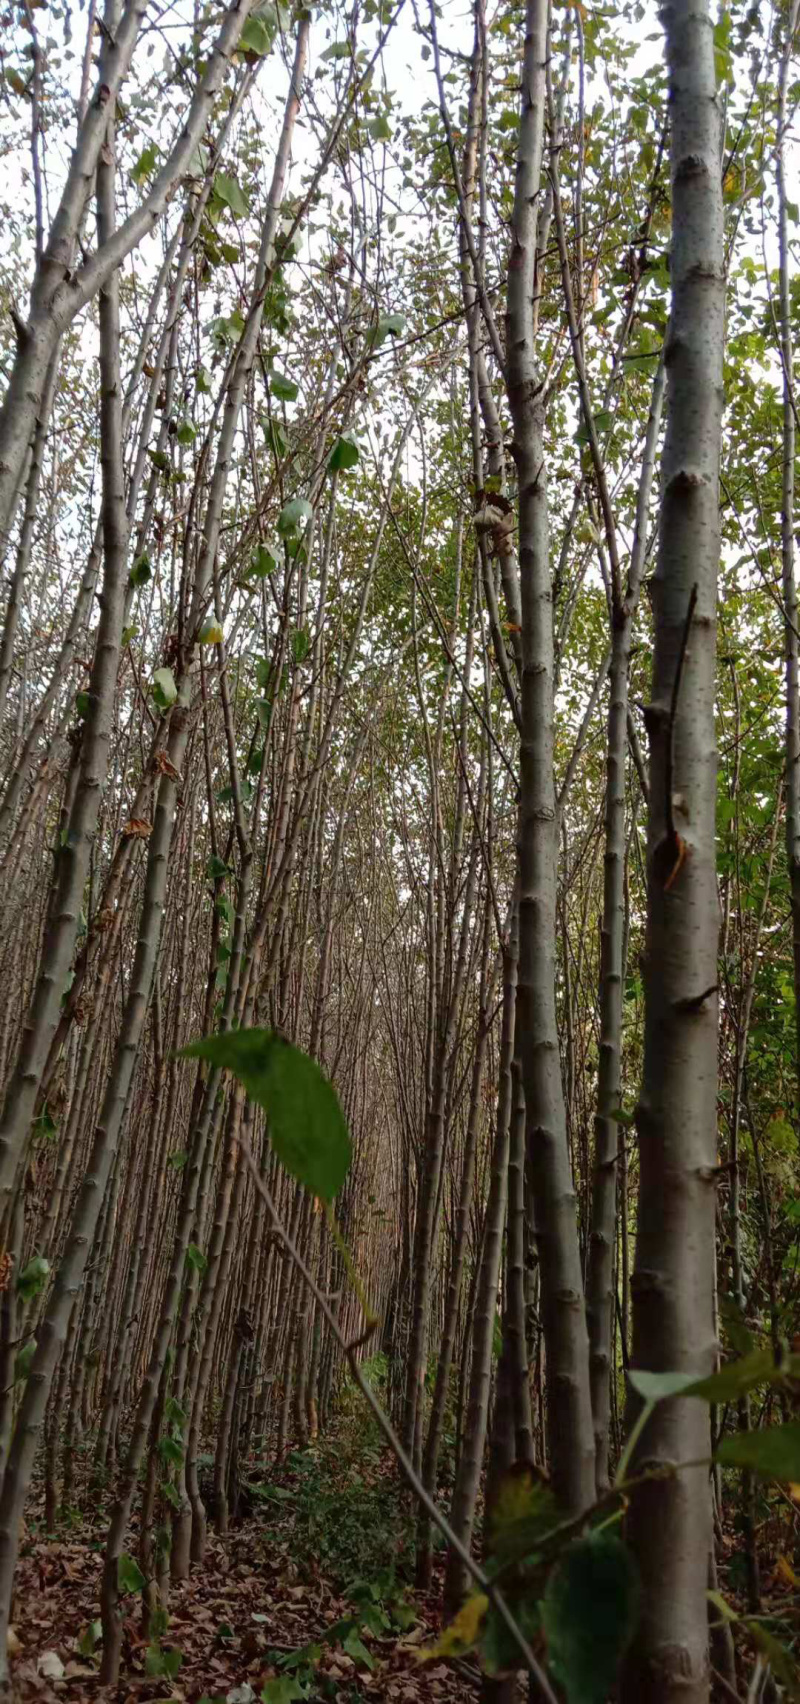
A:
[
  {"xmin": 419, "ymin": 1593, "xmax": 489, "ymax": 1661},
  {"xmin": 777, "ymin": 1555, "xmax": 799, "ymax": 1587}
]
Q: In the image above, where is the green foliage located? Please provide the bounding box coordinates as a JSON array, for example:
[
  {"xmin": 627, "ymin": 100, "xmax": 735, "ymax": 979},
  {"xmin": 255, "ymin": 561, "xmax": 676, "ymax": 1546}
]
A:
[
  {"xmin": 151, "ymin": 667, "xmax": 177, "ymax": 711},
  {"xmin": 213, "ymin": 172, "xmax": 249, "ymax": 218},
  {"xmin": 487, "ymin": 1466, "xmax": 560, "ymax": 1569},
  {"xmin": 262, "ymin": 1678, "xmax": 309, "ymax": 1703},
  {"xmin": 14, "ymin": 1339, "xmax": 35, "ymax": 1383},
  {"xmin": 371, "ymin": 312, "xmax": 406, "ymax": 347},
  {"xmin": 118, "ymin": 1553, "xmax": 146, "ymax": 1594},
  {"xmin": 128, "ymin": 553, "xmax": 151, "ymax": 588},
  {"xmin": 77, "ymin": 1621, "xmax": 101, "ymax": 1658},
  {"xmin": 541, "ymin": 1534, "xmax": 640, "ymax": 1704},
  {"xmin": 180, "ymin": 1029, "xmax": 351, "ymax": 1201},
  {"xmin": 185, "ymin": 1241, "xmax": 208, "ymax": 1274},
  {"xmin": 239, "ymin": 5, "xmax": 278, "ymax": 58},
  {"xmin": 251, "ymin": 544, "xmax": 278, "ymax": 578},
  {"xmin": 717, "ymin": 1423, "xmax": 800, "ymax": 1482},
  {"xmin": 145, "ymin": 1642, "xmax": 182, "ymax": 1678},
  {"xmin": 16, "ymin": 1254, "xmax": 48, "ymax": 1301},
  {"xmin": 270, "ymin": 370, "xmax": 299, "ymax": 402},
  {"xmin": 291, "ymin": 628, "xmax": 310, "ymax": 666},
  {"xmin": 277, "ymin": 497, "xmax": 312, "ymax": 538},
  {"xmin": 327, "ymin": 432, "xmax": 360, "ymax": 472},
  {"xmin": 157, "ymin": 1434, "xmax": 184, "ymax": 1468}
]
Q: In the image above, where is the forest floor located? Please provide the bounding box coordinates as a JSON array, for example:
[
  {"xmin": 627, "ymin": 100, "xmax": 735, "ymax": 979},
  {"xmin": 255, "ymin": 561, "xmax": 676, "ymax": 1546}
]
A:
[{"xmin": 10, "ymin": 1401, "xmax": 470, "ymax": 1704}]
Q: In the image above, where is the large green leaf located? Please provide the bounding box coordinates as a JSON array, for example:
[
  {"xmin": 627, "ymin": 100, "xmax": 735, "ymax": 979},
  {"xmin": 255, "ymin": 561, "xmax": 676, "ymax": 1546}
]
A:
[
  {"xmin": 239, "ymin": 6, "xmax": 277, "ymax": 57},
  {"xmin": 488, "ymin": 1465, "xmax": 560, "ymax": 1567},
  {"xmin": 213, "ymin": 171, "xmax": 249, "ymax": 217},
  {"xmin": 627, "ymin": 1370, "xmax": 698, "ymax": 1402},
  {"xmin": 181, "ymin": 1029, "xmax": 351, "ymax": 1200},
  {"xmin": 716, "ymin": 1422, "xmax": 800, "ymax": 1482},
  {"xmin": 17, "ymin": 1254, "xmax": 49, "ymax": 1302},
  {"xmin": 118, "ymin": 1553, "xmax": 146, "ymax": 1594},
  {"xmin": 251, "ymin": 543, "xmax": 277, "ymax": 579},
  {"xmin": 629, "ymin": 1348, "xmax": 800, "ymax": 1408},
  {"xmin": 151, "ymin": 667, "xmax": 177, "ymax": 711},
  {"xmin": 277, "ymin": 497, "xmax": 312, "ymax": 538},
  {"xmin": 542, "ymin": 1534, "xmax": 640, "ymax": 1704},
  {"xmin": 372, "ymin": 311, "xmax": 406, "ymax": 346},
  {"xmin": 327, "ymin": 431, "xmax": 360, "ymax": 472},
  {"xmin": 270, "ymin": 370, "xmax": 299, "ymax": 402}
]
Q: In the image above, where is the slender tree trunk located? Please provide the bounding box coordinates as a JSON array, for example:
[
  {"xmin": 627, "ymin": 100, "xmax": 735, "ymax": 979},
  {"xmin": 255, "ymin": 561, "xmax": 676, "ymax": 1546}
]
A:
[
  {"xmin": 586, "ymin": 357, "xmax": 665, "ymax": 1492},
  {"xmin": 622, "ymin": 4, "xmax": 724, "ymax": 1699},
  {"xmin": 777, "ymin": 0, "xmax": 800, "ymax": 1087},
  {"xmin": 508, "ymin": 0, "xmax": 594, "ymax": 1517}
]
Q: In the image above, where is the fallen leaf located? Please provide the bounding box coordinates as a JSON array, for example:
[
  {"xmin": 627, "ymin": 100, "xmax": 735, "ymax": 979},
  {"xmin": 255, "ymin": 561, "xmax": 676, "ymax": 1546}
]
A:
[{"xmin": 37, "ymin": 1652, "xmax": 64, "ymax": 1679}]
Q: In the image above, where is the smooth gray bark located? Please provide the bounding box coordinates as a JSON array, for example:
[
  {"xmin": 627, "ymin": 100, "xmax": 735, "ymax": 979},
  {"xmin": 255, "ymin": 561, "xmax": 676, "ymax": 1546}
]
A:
[{"xmin": 622, "ymin": 3, "xmax": 725, "ymax": 1699}]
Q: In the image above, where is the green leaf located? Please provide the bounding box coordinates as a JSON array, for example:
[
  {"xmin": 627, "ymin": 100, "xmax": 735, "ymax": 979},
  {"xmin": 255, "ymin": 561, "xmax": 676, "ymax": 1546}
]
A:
[
  {"xmin": 239, "ymin": 8, "xmax": 276, "ymax": 56},
  {"xmin": 266, "ymin": 419, "xmax": 288, "ymax": 458},
  {"xmin": 129, "ymin": 552, "xmax": 152, "ymax": 588},
  {"xmin": 148, "ymin": 448, "xmax": 171, "ymax": 474},
  {"xmin": 122, "ymin": 624, "xmax": 138, "ymax": 647},
  {"xmin": 246, "ymin": 747, "xmax": 265, "ymax": 776},
  {"xmin": 164, "ymin": 1396, "xmax": 186, "ymax": 1429},
  {"xmin": 251, "ymin": 544, "xmax": 277, "ymax": 579},
  {"xmin": 342, "ymin": 1629, "xmax": 374, "ymax": 1670},
  {"xmin": 369, "ymin": 112, "xmax": 391, "ymax": 141},
  {"xmin": 575, "ymin": 408, "xmax": 613, "ymax": 446},
  {"xmin": 78, "ymin": 1620, "xmax": 101, "ymax": 1658},
  {"xmin": 14, "ymin": 1339, "xmax": 36, "ymax": 1383},
  {"xmin": 256, "ymin": 698, "xmax": 272, "ymax": 731},
  {"xmin": 131, "ymin": 143, "xmax": 158, "ymax": 184},
  {"xmin": 151, "ymin": 667, "xmax": 178, "ymax": 711},
  {"xmin": 627, "ymin": 1369, "xmax": 699, "ymax": 1402},
  {"xmin": 685, "ymin": 1347, "xmax": 793, "ymax": 1403},
  {"xmin": 161, "ymin": 1480, "xmax": 182, "ymax": 1509},
  {"xmin": 488, "ymin": 1465, "xmax": 560, "ymax": 1568},
  {"xmin": 196, "ymin": 365, "xmax": 212, "ymax": 393},
  {"xmin": 541, "ymin": 1533, "xmax": 640, "ymax": 1704},
  {"xmin": 321, "ymin": 38, "xmax": 351, "ymax": 60},
  {"xmin": 163, "ymin": 1647, "xmax": 182, "ymax": 1677},
  {"xmin": 372, "ymin": 311, "xmax": 406, "ymax": 347},
  {"xmin": 145, "ymin": 1644, "xmax": 166, "ymax": 1677},
  {"xmin": 176, "ymin": 418, "xmax": 196, "ymax": 446},
  {"xmin": 716, "ymin": 1422, "xmax": 800, "ymax": 1482},
  {"xmin": 747, "ymin": 1623, "xmax": 800, "ymax": 1696},
  {"xmin": 185, "ymin": 1242, "xmax": 208, "ymax": 1275},
  {"xmin": 168, "ymin": 1149, "xmax": 187, "ymax": 1171},
  {"xmin": 291, "ymin": 628, "xmax": 310, "ymax": 666},
  {"xmin": 213, "ymin": 171, "xmax": 249, "ymax": 217},
  {"xmin": 180, "ymin": 1029, "xmax": 351, "ymax": 1200},
  {"xmin": 17, "ymin": 1255, "xmax": 49, "ymax": 1302},
  {"xmin": 277, "ymin": 497, "xmax": 312, "ymax": 538},
  {"xmin": 629, "ymin": 1348, "xmax": 800, "ymax": 1408},
  {"xmin": 199, "ymin": 621, "xmax": 224, "ymax": 645},
  {"xmin": 118, "ymin": 1553, "xmax": 146, "ymax": 1594},
  {"xmin": 149, "ymin": 1604, "xmax": 169, "ymax": 1639},
  {"xmin": 75, "ymin": 691, "xmax": 91, "ymax": 719},
  {"xmin": 327, "ymin": 431, "xmax": 360, "ymax": 472},
  {"xmin": 207, "ymin": 855, "xmax": 229, "ymax": 882},
  {"xmin": 270, "ymin": 370, "xmax": 299, "ymax": 402}
]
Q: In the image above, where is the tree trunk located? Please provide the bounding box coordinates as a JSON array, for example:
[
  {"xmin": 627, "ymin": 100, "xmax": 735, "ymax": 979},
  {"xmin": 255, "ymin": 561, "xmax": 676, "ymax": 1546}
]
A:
[{"xmin": 622, "ymin": 3, "xmax": 725, "ymax": 1699}]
